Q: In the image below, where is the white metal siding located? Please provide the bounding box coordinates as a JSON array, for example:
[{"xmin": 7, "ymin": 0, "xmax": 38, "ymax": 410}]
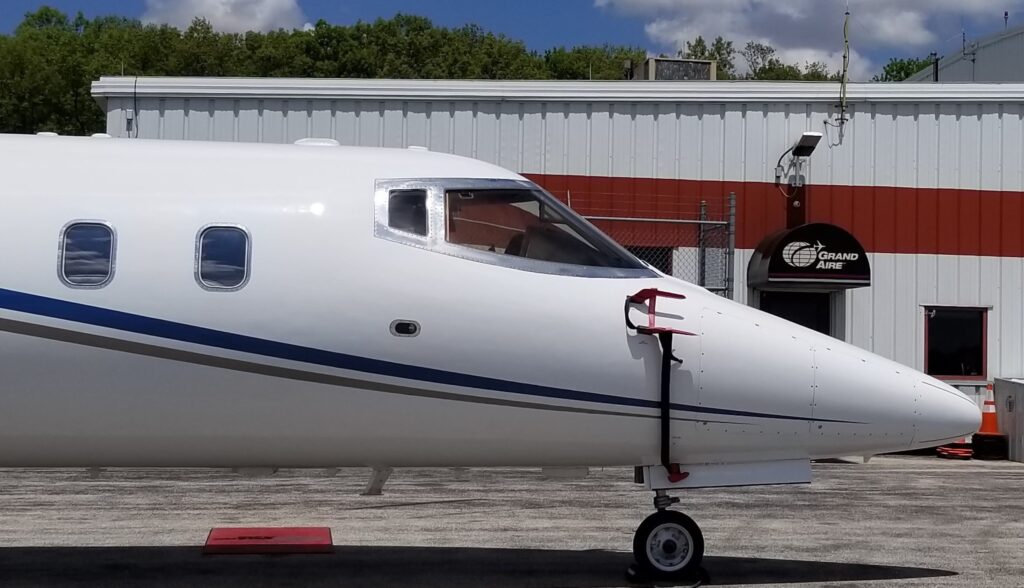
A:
[{"xmin": 104, "ymin": 94, "xmax": 1024, "ymax": 194}]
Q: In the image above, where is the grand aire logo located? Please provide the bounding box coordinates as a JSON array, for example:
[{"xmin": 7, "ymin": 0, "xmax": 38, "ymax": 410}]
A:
[{"xmin": 781, "ymin": 241, "xmax": 860, "ymax": 270}]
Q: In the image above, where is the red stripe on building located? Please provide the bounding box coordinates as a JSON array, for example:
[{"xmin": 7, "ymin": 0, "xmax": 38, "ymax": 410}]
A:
[{"xmin": 525, "ymin": 173, "xmax": 1022, "ymax": 256}]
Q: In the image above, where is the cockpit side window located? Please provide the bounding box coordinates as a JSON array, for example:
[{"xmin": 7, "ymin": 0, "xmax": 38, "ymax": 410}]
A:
[
  {"xmin": 373, "ymin": 179, "xmax": 653, "ymax": 278},
  {"xmin": 388, "ymin": 190, "xmax": 428, "ymax": 236},
  {"xmin": 444, "ymin": 189, "xmax": 640, "ymax": 269}
]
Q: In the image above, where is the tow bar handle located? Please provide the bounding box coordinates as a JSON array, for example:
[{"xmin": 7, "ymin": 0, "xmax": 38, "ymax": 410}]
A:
[
  {"xmin": 624, "ymin": 288, "xmax": 695, "ymax": 473},
  {"xmin": 624, "ymin": 288, "xmax": 696, "ymax": 336}
]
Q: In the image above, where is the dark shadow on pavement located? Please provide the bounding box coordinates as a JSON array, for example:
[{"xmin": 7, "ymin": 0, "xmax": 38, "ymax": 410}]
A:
[{"xmin": 0, "ymin": 545, "xmax": 957, "ymax": 587}]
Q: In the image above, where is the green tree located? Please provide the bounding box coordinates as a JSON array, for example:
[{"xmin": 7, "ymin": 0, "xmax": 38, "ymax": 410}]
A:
[
  {"xmin": 680, "ymin": 35, "xmax": 736, "ymax": 79},
  {"xmin": 16, "ymin": 5, "xmax": 73, "ymax": 32},
  {"xmin": 740, "ymin": 41, "xmax": 776, "ymax": 78},
  {"xmin": 872, "ymin": 56, "xmax": 934, "ymax": 82},
  {"xmin": 739, "ymin": 41, "xmax": 840, "ymax": 81},
  {"xmin": 800, "ymin": 61, "xmax": 840, "ymax": 81},
  {"xmin": 169, "ymin": 18, "xmax": 246, "ymax": 76},
  {"xmin": 545, "ymin": 45, "xmax": 645, "ymax": 80},
  {"xmin": 1, "ymin": 7, "xmax": 100, "ymax": 134}
]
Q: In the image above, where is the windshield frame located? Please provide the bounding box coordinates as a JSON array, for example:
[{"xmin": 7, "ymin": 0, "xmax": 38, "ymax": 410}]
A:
[{"xmin": 374, "ymin": 178, "xmax": 656, "ymax": 278}]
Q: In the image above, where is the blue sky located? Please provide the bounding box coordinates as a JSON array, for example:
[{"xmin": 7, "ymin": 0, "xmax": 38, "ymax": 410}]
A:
[
  {"xmin": 2, "ymin": 1, "xmax": 651, "ymax": 49},
  {"xmin": 4, "ymin": 0, "xmax": 1024, "ymax": 79}
]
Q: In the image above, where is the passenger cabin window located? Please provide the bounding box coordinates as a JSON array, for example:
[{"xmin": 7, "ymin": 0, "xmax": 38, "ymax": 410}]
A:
[
  {"xmin": 60, "ymin": 222, "xmax": 114, "ymax": 287},
  {"xmin": 444, "ymin": 189, "xmax": 639, "ymax": 268},
  {"xmin": 197, "ymin": 226, "xmax": 249, "ymax": 290},
  {"xmin": 925, "ymin": 307, "xmax": 986, "ymax": 379},
  {"xmin": 389, "ymin": 190, "xmax": 427, "ymax": 236}
]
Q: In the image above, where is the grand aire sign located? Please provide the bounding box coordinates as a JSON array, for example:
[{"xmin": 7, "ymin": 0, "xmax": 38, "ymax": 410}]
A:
[{"xmin": 748, "ymin": 223, "xmax": 871, "ymax": 288}]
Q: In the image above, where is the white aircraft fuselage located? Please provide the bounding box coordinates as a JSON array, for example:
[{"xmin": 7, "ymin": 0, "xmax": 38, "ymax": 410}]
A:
[
  {"xmin": 0, "ymin": 135, "xmax": 979, "ymax": 474},
  {"xmin": 0, "ymin": 134, "xmax": 982, "ymax": 578}
]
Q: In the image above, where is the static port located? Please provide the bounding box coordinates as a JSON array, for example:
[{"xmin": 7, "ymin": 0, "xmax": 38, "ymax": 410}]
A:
[{"xmin": 390, "ymin": 320, "xmax": 420, "ymax": 337}]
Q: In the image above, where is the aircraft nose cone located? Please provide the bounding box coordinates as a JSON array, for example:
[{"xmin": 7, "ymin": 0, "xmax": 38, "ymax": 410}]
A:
[{"xmin": 913, "ymin": 380, "xmax": 982, "ymax": 448}]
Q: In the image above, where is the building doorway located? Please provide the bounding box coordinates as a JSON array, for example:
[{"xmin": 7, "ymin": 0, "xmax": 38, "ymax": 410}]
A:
[{"xmin": 759, "ymin": 291, "xmax": 833, "ymax": 336}]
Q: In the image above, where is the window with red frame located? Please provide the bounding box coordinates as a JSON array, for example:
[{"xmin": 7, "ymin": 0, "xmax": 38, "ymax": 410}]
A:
[{"xmin": 925, "ymin": 307, "xmax": 987, "ymax": 379}]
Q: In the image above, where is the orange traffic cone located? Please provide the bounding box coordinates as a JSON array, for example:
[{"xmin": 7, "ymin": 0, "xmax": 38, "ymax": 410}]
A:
[
  {"xmin": 978, "ymin": 384, "xmax": 1000, "ymax": 435},
  {"xmin": 973, "ymin": 384, "xmax": 1008, "ymax": 460}
]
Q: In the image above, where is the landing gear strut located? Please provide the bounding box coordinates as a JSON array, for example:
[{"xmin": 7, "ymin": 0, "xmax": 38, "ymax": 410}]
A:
[
  {"xmin": 630, "ymin": 491, "xmax": 704, "ymax": 581},
  {"xmin": 624, "ymin": 290, "xmax": 705, "ymax": 580}
]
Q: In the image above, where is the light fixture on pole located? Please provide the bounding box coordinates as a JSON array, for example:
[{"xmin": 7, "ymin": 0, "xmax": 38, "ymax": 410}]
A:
[{"xmin": 775, "ymin": 132, "xmax": 822, "ymax": 188}]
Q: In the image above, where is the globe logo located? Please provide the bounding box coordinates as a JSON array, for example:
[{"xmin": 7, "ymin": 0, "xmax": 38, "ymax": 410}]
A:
[{"xmin": 783, "ymin": 241, "xmax": 820, "ymax": 268}]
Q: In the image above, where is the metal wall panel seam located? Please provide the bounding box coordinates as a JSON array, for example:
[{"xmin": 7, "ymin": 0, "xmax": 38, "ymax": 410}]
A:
[
  {"xmin": 718, "ymin": 104, "xmax": 727, "ymax": 181},
  {"xmin": 255, "ymin": 99, "xmax": 263, "ymax": 143},
  {"xmin": 585, "ymin": 103, "xmax": 593, "ymax": 177},
  {"xmin": 673, "ymin": 103, "xmax": 681, "ymax": 180},
  {"xmin": 607, "ymin": 103, "xmax": 614, "ymax": 177},
  {"xmin": 696, "ymin": 103, "xmax": 704, "ymax": 180},
  {"xmin": 330, "ymin": 100, "xmax": 337, "ymax": 141},
  {"xmin": 652, "ymin": 103, "xmax": 659, "ymax": 179},
  {"xmin": 493, "ymin": 101, "xmax": 501, "ymax": 166},
  {"xmin": 739, "ymin": 103, "xmax": 747, "ymax": 183},
  {"xmin": 471, "ymin": 101, "xmax": 478, "ymax": 159},
  {"xmin": 232, "ymin": 99, "xmax": 239, "ymax": 142},
  {"xmin": 562, "ymin": 105, "xmax": 569, "ymax": 176},
  {"xmin": 281, "ymin": 99, "xmax": 289, "ymax": 143},
  {"xmin": 206, "ymin": 98, "xmax": 213, "ymax": 140},
  {"xmin": 423, "ymin": 101, "xmax": 431, "ymax": 151},
  {"xmin": 518, "ymin": 103, "xmax": 525, "ymax": 172},
  {"xmin": 183, "ymin": 98, "xmax": 190, "ymax": 140},
  {"xmin": 307, "ymin": 100, "xmax": 313, "ymax": 140},
  {"xmin": 629, "ymin": 103, "xmax": 637, "ymax": 178},
  {"xmin": 377, "ymin": 101, "xmax": 385, "ymax": 148}
]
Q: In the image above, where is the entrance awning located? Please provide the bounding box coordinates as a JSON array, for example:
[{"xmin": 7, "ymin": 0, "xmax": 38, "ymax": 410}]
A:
[{"xmin": 748, "ymin": 223, "xmax": 870, "ymax": 289}]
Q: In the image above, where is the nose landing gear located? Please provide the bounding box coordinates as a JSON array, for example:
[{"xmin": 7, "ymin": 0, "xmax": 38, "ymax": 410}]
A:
[
  {"xmin": 630, "ymin": 491, "xmax": 704, "ymax": 581},
  {"xmin": 624, "ymin": 290, "xmax": 705, "ymax": 581}
]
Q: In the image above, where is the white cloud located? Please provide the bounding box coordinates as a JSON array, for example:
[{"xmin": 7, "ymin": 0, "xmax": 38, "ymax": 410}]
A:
[
  {"xmin": 597, "ymin": 0, "xmax": 1024, "ymax": 80},
  {"xmin": 143, "ymin": 0, "xmax": 307, "ymax": 33}
]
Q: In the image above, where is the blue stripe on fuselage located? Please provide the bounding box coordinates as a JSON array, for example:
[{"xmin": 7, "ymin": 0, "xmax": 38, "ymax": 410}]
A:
[{"xmin": 0, "ymin": 288, "xmax": 856, "ymax": 424}]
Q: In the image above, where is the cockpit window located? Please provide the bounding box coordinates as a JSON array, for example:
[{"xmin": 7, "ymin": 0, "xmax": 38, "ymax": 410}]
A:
[
  {"xmin": 445, "ymin": 189, "xmax": 643, "ymax": 269},
  {"xmin": 389, "ymin": 190, "xmax": 428, "ymax": 236}
]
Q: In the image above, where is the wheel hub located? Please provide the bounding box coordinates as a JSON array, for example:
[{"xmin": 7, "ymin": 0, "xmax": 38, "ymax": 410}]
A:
[{"xmin": 647, "ymin": 523, "xmax": 692, "ymax": 570}]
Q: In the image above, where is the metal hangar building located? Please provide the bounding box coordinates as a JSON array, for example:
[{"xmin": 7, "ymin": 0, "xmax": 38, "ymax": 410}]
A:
[
  {"xmin": 92, "ymin": 77, "xmax": 1024, "ymax": 403},
  {"xmin": 907, "ymin": 23, "xmax": 1024, "ymax": 82}
]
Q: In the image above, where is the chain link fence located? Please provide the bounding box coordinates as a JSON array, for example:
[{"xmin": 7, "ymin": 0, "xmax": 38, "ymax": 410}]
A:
[{"xmin": 554, "ymin": 191, "xmax": 737, "ymax": 298}]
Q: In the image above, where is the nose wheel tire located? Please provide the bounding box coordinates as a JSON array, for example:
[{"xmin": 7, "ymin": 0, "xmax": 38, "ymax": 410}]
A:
[{"xmin": 632, "ymin": 510, "xmax": 704, "ymax": 579}]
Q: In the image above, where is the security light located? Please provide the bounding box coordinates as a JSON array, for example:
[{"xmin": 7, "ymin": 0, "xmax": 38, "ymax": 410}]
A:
[
  {"xmin": 775, "ymin": 132, "xmax": 824, "ymax": 189},
  {"xmin": 792, "ymin": 132, "xmax": 823, "ymax": 158}
]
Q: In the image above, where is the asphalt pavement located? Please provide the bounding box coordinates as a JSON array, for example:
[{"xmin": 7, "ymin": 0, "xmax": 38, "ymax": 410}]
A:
[{"xmin": 1, "ymin": 456, "xmax": 1021, "ymax": 587}]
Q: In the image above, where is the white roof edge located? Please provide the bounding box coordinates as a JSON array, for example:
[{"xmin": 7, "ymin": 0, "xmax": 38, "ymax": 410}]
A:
[{"xmin": 90, "ymin": 76, "xmax": 1024, "ymax": 103}]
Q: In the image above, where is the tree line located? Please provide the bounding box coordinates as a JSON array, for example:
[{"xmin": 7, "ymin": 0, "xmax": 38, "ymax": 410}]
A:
[
  {"xmin": 678, "ymin": 35, "xmax": 933, "ymax": 82},
  {"xmin": 677, "ymin": 36, "xmax": 840, "ymax": 81},
  {"xmin": 0, "ymin": 7, "xmax": 647, "ymax": 135},
  {"xmin": 0, "ymin": 7, "xmax": 932, "ymax": 136}
]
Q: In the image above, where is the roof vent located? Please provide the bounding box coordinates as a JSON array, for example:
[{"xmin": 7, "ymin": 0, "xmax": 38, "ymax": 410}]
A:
[
  {"xmin": 294, "ymin": 138, "xmax": 340, "ymax": 147},
  {"xmin": 36, "ymin": 132, "xmax": 58, "ymax": 137},
  {"xmin": 408, "ymin": 145, "xmax": 429, "ymax": 151},
  {"xmin": 91, "ymin": 133, "xmax": 112, "ymax": 139}
]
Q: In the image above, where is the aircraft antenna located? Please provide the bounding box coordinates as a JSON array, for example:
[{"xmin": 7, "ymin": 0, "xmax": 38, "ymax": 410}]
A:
[
  {"xmin": 824, "ymin": 2, "xmax": 850, "ymax": 148},
  {"xmin": 839, "ymin": 4, "xmax": 849, "ymax": 115}
]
